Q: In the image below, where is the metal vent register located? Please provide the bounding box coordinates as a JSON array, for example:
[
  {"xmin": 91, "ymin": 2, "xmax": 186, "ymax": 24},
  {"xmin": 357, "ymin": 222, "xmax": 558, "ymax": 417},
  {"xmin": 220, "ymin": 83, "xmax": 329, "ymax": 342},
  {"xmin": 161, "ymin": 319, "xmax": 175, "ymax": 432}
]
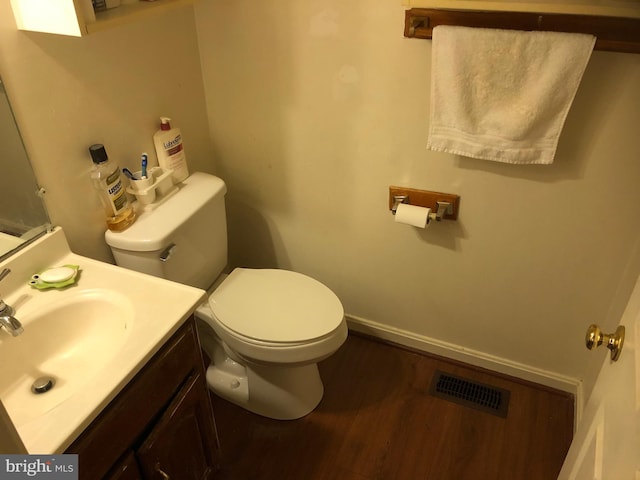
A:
[{"xmin": 429, "ymin": 371, "xmax": 510, "ymax": 418}]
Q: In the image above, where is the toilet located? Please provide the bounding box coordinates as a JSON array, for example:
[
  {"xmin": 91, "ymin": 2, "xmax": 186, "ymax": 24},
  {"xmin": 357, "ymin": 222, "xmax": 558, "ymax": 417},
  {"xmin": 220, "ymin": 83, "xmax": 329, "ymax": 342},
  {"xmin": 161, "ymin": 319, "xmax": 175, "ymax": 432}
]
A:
[{"xmin": 105, "ymin": 172, "xmax": 348, "ymax": 420}]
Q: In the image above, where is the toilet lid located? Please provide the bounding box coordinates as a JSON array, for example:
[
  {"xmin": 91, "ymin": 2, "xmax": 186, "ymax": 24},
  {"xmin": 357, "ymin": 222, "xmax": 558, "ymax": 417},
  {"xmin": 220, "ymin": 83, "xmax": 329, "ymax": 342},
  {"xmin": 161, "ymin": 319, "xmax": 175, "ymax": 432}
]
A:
[{"xmin": 208, "ymin": 268, "xmax": 344, "ymax": 343}]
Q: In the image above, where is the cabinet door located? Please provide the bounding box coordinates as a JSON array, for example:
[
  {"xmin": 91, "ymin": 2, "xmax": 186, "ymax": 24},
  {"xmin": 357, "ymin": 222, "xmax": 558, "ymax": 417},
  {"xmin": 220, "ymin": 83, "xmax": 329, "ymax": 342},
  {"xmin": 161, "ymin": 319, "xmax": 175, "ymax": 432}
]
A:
[
  {"xmin": 136, "ymin": 373, "xmax": 218, "ymax": 480},
  {"xmin": 105, "ymin": 451, "xmax": 143, "ymax": 480},
  {"xmin": 11, "ymin": 0, "xmax": 194, "ymax": 36}
]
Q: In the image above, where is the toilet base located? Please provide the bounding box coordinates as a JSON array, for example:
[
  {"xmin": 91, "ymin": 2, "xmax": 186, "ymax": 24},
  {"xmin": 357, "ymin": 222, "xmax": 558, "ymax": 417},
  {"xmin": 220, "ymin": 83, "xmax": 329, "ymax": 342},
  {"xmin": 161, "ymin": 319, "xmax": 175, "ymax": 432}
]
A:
[{"xmin": 206, "ymin": 348, "xmax": 325, "ymax": 420}]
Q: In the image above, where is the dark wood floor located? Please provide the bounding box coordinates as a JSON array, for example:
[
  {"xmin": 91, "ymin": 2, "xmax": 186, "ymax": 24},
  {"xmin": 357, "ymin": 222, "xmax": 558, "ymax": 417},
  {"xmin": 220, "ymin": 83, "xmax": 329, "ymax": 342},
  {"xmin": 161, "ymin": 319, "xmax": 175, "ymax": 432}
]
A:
[{"xmin": 211, "ymin": 334, "xmax": 574, "ymax": 480}]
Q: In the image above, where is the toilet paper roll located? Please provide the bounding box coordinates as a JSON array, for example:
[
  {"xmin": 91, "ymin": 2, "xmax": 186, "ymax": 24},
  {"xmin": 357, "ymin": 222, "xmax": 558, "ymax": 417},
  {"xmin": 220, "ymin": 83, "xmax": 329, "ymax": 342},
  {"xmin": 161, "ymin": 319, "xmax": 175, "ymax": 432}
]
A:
[{"xmin": 394, "ymin": 203, "xmax": 431, "ymax": 228}]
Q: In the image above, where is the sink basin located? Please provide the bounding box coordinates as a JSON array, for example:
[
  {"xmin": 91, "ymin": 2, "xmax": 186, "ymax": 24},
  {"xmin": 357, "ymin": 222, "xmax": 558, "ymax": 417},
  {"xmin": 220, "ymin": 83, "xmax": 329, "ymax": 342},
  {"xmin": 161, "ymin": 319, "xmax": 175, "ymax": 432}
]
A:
[
  {"xmin": 0, "ymin": 227, "xmax": 206, "ymax": 453},
  {"xmin": 0, "ymin": 289, "xmax": 133, "ymax": 427}
]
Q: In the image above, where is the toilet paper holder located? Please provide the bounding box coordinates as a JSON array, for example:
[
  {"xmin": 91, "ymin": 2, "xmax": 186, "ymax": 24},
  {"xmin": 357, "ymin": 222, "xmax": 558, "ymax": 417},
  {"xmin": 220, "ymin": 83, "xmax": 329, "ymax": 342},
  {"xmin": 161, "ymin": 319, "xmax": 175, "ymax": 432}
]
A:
[
  {"xmin": 391, "ymin": 195, "xmax": 409, "ymax": 214},
  {"xmin": 389, "ymin": 186, "xmax": 460, "ymax": 221},
  {"xmin": 392, "ymin": 196, "xmax": 452, "ymax": 222}
]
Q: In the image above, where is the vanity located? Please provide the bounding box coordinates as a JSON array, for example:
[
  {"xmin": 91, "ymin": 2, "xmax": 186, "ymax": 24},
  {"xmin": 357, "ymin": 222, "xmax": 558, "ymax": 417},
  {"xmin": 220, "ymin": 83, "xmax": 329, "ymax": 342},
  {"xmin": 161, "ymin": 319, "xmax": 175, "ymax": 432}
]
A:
[
  {"xmin": 0, "ymin": 227, "xmax": 219, "ymax": 478},
  {"xmin": 66, "ymin": 318, "xmax": 219, "ymax": 479}
]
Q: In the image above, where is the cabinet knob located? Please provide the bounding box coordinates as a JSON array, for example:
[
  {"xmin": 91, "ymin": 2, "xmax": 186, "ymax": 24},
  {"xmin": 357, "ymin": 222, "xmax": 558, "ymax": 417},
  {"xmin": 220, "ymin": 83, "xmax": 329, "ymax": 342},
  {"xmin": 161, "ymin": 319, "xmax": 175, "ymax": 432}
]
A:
[{"xmin": 155, "ymin": 463, "xmax": 170, "ymax": 479}]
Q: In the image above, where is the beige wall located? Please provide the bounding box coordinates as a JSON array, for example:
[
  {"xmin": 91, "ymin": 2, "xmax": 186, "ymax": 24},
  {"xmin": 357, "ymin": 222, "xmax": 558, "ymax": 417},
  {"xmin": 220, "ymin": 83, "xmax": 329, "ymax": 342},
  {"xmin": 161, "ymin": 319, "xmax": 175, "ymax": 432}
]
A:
[
  {"xmin": 195, "ymin": 0, "xmax": 640, "ymax": 395},
  {"xmin": 0, "ymin": 3, "xmax": 215, "ymax": 261},
  {"xmin": 0, "ymin": 0, "xmax": 637, "ymax": 418}
]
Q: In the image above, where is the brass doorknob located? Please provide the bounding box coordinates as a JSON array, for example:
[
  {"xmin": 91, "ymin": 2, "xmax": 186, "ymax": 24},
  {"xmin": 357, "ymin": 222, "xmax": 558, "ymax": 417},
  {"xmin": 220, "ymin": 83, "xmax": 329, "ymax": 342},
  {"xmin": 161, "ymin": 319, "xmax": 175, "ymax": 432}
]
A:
[{"xmin": 585, "ymin": 324, "xmax": 625, "ymax": 362}]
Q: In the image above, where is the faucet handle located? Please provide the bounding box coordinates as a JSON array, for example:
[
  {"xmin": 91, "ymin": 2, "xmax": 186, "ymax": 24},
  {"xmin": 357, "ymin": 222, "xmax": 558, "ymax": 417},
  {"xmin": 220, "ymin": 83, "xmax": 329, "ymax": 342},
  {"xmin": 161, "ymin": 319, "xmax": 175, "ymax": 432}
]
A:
[{"xmin": 0, "ymin": 268, "xmax": 9, "ymax": 283}]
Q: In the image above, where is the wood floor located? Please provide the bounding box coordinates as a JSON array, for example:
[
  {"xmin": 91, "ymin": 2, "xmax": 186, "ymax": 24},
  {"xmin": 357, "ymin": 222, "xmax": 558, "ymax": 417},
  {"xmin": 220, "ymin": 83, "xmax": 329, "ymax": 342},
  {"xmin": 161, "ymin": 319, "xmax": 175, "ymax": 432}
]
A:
[{"xmin": 210, "ymin": 334, "xmax": 574, "ymax": 480}]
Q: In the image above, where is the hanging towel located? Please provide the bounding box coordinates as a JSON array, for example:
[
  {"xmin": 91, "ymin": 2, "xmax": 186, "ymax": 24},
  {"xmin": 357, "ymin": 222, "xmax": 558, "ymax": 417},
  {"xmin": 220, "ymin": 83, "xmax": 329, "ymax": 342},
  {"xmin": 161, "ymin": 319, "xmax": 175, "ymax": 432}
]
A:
[{"xmin": 427, "ymin": 26, "xmax": 595, "ymax": 165}]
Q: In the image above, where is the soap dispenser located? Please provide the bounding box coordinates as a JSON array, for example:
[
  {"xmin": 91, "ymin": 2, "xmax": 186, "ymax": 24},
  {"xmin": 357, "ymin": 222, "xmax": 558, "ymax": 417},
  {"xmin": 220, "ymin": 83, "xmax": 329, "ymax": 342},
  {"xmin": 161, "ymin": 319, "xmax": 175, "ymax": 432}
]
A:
[{"xmin": 153, "ymin": 117, "xmax": 189, "ymax": 183}]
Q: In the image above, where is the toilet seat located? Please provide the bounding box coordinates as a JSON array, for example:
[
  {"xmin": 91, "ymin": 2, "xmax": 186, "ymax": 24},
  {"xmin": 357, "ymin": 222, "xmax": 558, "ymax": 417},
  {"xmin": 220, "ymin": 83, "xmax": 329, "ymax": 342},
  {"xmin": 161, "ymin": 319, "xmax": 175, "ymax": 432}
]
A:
[
  {"xmin": 197, "ymin": 299, "xmax": 348, "ymax": 365},
  {"xmin": 211, "ymin": 312, "xmax": 344, "ymax": 348},
  {"xmin": 208, "ymin": 268, "xmax": 344, "ymax": 344}
]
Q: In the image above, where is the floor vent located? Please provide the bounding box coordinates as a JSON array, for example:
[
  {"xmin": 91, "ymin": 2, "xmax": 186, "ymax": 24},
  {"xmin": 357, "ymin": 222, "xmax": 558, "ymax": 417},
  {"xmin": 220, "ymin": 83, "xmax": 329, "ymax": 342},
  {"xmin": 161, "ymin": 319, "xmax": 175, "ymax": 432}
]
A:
[{"xmin": 429, "ymin": 371, "xmax": 510, "ymax": 418}]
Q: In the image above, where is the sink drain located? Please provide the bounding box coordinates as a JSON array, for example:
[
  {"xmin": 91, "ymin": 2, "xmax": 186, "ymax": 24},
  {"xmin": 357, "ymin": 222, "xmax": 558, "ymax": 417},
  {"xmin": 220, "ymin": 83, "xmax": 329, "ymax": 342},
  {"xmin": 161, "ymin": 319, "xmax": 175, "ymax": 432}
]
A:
[{"xmin": 31, "ymin": 377, "xmax": 55, "ymax": 394}]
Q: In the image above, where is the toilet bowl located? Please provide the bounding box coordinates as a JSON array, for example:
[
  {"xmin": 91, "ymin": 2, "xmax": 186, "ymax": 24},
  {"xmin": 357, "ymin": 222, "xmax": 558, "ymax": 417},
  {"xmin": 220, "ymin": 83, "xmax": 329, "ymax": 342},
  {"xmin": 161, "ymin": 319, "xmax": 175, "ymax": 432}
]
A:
[
  {"xmin": 104, "ymin": 172, "xmax": 348, "ymax": 420},
  {"xmin": 195, "ymin": 267, "xmax": 348, "ymax": 420}
]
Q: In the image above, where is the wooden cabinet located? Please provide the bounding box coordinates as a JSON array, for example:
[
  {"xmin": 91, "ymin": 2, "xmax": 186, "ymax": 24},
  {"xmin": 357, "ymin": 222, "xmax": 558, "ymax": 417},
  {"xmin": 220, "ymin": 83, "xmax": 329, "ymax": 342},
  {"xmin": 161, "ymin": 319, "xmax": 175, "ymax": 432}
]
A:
[
  {"xmin": 136, "ymin": 374, "xmax": 217, "ymax": 479},
  {"xmin": 105, "ymin": 452, "xmax": 143, "ymax": 480},
  {"xmin": 66, "ymin": 317, "xmax": 219, "ymax": 480},
  {"xmin": 10, "ymin": 0, "xmax": 193, "ymax": 37}
]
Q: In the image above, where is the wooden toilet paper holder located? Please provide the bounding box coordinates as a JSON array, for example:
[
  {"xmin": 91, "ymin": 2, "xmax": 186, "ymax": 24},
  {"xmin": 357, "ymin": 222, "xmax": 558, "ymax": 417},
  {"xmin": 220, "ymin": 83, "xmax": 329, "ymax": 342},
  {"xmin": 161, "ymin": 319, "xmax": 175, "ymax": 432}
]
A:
[{"xmin": 389, "ymin": 186, "xmax": 460, "ymax": 220}]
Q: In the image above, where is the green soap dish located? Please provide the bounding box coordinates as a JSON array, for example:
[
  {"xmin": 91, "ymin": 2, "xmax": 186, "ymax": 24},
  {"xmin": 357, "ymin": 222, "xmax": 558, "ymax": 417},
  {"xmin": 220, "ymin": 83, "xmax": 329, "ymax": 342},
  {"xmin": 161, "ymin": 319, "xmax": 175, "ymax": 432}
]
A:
[{"xmin": 29, "ymin": 265, "xmax": 80, "ymax": 290}]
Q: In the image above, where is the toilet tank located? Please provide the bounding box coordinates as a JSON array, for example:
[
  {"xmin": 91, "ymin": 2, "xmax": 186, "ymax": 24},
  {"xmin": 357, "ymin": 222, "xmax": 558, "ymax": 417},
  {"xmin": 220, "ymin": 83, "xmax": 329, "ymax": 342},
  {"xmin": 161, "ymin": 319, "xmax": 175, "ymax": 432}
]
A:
[{"xmin": 105, "ymin": 172, "xmax": 228, "ymax": 290}]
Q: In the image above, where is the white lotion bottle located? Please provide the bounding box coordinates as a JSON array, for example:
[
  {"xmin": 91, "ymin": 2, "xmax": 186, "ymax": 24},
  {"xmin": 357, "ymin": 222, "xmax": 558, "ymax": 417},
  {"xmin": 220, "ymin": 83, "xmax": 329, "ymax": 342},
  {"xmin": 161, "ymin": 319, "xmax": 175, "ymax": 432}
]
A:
[{"xmin": 153, "ymin": 117, "xmax": 189, "ymax": 183}]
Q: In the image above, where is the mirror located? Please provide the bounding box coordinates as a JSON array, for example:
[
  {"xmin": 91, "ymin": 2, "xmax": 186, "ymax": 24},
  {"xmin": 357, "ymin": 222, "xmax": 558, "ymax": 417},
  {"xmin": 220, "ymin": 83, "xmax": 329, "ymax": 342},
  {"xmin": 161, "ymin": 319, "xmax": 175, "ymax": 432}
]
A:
[{"xmin": 0, "ymin": 76, "xmax": 51, "ymax": 262}]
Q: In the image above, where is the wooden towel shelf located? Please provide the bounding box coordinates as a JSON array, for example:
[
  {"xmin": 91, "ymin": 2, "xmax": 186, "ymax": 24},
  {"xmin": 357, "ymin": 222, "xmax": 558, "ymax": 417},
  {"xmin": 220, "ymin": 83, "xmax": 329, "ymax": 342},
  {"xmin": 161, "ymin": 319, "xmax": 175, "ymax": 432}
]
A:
[{"xmin": 404, "ymin": 8, "xmax": 640, "ymax": 54}]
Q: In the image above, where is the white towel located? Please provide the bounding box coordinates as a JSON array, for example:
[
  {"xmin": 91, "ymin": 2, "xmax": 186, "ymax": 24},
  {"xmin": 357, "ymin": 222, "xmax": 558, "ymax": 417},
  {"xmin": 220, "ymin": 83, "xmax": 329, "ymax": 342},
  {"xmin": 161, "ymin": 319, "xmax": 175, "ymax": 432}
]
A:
[{"xmin": 427, "ymin": 26, "xmax": 595, "ymax": 165}]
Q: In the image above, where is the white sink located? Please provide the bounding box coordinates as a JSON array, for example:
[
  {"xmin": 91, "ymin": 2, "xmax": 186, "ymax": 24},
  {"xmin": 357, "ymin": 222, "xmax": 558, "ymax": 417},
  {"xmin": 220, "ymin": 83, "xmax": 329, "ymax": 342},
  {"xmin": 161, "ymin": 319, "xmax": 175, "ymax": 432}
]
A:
[
  {"xmin": 0, "ymin": 228, "xmax": 206, "ymax": 453},
  {"xmin": 0, "ymin": 290, "xmax": 133, "ymax": 427}
]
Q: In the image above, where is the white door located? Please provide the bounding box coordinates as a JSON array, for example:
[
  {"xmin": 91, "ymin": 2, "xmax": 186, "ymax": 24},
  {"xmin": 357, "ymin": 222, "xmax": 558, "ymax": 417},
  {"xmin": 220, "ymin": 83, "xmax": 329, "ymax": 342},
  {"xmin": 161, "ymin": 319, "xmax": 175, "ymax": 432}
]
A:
[{"xmin": 558, "ymin": 274, "xmax": 640, "ymax": 480}]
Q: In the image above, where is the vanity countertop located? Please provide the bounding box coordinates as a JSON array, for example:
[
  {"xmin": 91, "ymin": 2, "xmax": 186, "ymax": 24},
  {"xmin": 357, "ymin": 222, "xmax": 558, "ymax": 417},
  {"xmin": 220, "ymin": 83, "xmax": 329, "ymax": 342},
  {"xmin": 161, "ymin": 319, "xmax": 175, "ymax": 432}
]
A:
[{"xmin": 0, "ymin": 228, "xmax": 206, "ymax": 453}]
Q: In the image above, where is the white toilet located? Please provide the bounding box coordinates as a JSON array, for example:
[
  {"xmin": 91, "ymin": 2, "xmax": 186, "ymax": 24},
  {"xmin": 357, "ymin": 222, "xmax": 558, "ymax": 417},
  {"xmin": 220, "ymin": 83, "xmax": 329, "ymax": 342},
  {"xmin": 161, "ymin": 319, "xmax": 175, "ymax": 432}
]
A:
[{"xmin": 105, "ymin": 172, "xmax": 348, "ymax": 420}]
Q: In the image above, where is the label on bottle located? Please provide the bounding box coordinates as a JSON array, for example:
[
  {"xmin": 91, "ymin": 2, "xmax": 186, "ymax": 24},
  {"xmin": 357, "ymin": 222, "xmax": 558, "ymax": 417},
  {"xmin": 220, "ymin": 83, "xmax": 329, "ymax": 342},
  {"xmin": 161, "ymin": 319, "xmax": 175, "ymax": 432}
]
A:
[
  {"xmin": 154, "ymin": 127, "xmax": 189, "ymax": 183},
  {"xmin": 105, "ymin": 169, "xmax": 128, "ymax": 215},
  {"xmin": 163, "ymin": 133, "xmax": 182, "ymax": 155},
  {"xmin": 163, "ymin": 134, "xmax": 186, "ymax": 168}
]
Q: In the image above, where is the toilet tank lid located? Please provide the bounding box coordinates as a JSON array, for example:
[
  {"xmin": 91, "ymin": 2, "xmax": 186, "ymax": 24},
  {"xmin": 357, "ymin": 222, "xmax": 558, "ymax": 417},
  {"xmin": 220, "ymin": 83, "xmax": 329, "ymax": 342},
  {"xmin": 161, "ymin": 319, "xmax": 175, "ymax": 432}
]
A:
[{"xmin": 105, "ymin": 172, "xmax": 227, "ymax": 252}]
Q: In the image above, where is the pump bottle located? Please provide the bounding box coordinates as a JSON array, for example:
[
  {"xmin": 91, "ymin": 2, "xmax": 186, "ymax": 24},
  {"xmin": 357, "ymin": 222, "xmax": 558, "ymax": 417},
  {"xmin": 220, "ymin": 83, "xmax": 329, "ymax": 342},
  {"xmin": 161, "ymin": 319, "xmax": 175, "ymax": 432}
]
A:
[{"xmin": 153, "ymin": 117, "xmax": 189, "ymax": 183}]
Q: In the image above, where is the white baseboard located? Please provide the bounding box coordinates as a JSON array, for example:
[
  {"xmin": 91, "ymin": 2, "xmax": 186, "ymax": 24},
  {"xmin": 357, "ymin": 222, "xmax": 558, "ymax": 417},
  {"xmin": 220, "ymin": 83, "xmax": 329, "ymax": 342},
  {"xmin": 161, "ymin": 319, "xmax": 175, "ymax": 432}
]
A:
[{"xmin": 346, "ymin": 314, "xmax": 583, "ymax": 423}]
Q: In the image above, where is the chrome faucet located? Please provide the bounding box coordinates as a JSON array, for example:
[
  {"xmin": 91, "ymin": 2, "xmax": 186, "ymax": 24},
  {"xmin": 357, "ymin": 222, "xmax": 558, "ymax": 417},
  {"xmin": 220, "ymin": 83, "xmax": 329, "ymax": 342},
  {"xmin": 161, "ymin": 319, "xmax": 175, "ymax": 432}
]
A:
[{"xmin": 0, "ymin": 268, "xmax": 23, "ymax": 337}]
